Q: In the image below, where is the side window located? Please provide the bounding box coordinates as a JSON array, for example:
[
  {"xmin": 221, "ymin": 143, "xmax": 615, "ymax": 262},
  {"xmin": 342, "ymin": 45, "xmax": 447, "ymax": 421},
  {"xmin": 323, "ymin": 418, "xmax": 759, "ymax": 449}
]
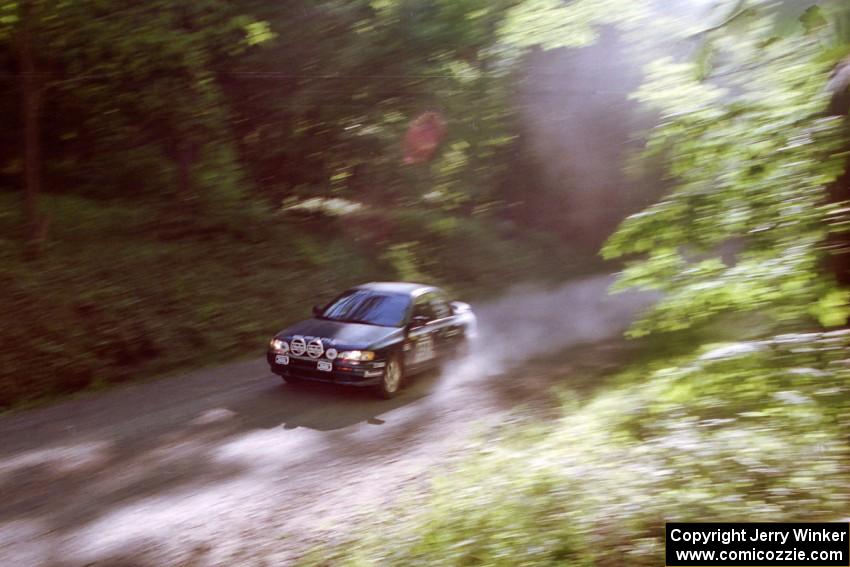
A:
[
  {"xmin": 430, "ymin": 293, "xmax": 451, "ymax": 320},
  {"xmin": 412, "ymin": 295, "xmax": 435, "ymax": 321}
]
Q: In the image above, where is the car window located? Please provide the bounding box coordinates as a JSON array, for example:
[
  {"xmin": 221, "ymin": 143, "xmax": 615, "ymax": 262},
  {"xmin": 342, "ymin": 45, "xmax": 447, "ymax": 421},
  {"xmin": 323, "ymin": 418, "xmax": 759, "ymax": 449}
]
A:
[
  {"xmin": 411, "ymin": 294, "xmax": 436, "ymax": 321},
  {"xmin": 430, "ymin": 292, "xmax": 452, "ymax": 319},
  {"xmin": 320, "ymin": 290, "xmax": 411, "ymax": 327}
]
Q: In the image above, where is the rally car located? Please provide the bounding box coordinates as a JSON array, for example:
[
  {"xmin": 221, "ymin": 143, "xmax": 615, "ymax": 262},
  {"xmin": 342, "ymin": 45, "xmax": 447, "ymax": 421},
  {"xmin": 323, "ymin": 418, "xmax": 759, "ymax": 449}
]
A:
[{"xmin": 267, "ymin": 282, "xmax": 477, "ymax": 398}]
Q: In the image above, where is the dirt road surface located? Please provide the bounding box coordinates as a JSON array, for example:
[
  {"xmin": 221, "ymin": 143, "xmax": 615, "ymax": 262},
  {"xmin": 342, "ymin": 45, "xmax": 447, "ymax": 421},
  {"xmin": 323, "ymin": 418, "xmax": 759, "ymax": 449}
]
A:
[{"xmin": 0, "ymin": 275, "xmax": 652, "ymax": 566}]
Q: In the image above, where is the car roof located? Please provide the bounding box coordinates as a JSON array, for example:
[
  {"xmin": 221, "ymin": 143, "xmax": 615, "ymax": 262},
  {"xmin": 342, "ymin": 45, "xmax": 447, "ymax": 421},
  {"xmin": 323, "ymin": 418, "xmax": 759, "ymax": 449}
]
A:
[{"xmin": 354, "ymin": 281, "xmax": 438, "ymax": 297}]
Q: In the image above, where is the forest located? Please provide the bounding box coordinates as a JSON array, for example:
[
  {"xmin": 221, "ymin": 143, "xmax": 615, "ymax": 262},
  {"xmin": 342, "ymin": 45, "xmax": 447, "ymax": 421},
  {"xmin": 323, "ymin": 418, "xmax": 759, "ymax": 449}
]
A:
[{"xmin": 2, "ymin": 0, "xmax": 850, "ymax": 564}]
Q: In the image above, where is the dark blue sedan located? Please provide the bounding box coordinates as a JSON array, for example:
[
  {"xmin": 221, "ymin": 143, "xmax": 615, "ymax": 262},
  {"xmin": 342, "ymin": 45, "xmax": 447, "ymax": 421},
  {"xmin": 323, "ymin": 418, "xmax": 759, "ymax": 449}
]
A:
[{"xmin": 267, "ymin": 282, "xmax": 477, "ymax": 398}]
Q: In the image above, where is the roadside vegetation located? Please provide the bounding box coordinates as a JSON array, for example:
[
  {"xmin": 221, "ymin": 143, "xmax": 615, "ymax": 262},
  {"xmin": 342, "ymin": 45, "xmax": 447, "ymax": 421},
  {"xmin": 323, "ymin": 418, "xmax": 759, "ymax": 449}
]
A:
[{"xmin": 302, "ymin": 330, "xmax": 850, "ymax": 566}]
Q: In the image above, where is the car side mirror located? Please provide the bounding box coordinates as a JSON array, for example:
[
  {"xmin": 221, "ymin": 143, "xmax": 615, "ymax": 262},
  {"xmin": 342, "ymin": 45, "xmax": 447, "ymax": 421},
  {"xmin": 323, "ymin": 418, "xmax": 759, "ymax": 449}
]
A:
[
  {"xmin": 408, "ymin": 315, "xmax": 430, "ymax": 329},
  {"xmin": 312, "ymin": 305, "xmax": 323, "ymax": 317}
]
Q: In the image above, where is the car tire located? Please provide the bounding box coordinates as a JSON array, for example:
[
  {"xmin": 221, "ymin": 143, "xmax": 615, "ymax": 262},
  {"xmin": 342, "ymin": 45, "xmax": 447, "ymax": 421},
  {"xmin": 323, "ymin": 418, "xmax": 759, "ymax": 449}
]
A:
[
  {"xmin": 374, "ymin": 353, "xmax": 403, "ymax": 399},
  {"xmin": 282, "ymin": 375, "xmax": 302, "ymax": 385}
]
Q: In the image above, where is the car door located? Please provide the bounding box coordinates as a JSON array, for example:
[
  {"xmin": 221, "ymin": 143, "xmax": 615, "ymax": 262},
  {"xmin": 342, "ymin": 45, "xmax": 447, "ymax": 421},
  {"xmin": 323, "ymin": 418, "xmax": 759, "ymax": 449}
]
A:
[
  {"xmin": 405, "ymin": 294, "xmax": 439, "ymax": 371},
  {"xmin": 428, "ymin": 291, "xmax": 460, "ymax": 356}
]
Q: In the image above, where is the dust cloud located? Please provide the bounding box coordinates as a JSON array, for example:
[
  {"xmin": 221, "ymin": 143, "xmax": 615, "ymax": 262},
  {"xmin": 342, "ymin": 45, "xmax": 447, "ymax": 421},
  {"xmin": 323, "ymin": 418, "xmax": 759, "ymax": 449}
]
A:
[{"xmin": 436, "ymin": 274, "xmax": 658, "ymax": 390}]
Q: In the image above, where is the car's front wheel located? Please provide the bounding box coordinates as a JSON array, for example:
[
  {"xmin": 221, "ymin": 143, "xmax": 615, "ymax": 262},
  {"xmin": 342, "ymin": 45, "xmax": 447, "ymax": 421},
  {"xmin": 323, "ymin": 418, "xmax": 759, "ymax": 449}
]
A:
[{"xmin": 374, "ymin": 353, "xmax": 403, "ymax": 399}]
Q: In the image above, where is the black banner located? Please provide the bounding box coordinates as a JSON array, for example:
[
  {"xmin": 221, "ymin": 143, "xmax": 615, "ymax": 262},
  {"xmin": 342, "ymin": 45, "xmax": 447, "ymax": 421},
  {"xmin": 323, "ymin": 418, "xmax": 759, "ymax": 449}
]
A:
[{"xmin": 666, "ymin": 523, "xmax": 849, "ymax": 566}]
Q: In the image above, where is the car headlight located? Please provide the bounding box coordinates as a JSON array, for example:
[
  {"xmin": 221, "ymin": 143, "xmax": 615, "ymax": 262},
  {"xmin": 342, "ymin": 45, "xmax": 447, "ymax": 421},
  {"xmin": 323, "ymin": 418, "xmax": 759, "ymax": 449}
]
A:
[
  {"xmin": 337, "ymin": 350, "xmax": 375, "ymax": 361},
  {"xmin": 270, "ymin": 338, "xmax": 288, "ymax": 352}
]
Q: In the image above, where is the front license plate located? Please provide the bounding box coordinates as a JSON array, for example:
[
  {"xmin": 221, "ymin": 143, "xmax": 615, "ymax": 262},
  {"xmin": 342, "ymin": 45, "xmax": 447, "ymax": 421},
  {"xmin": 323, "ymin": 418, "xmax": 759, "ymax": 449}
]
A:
[
  {"xmin": 317, "ymin": 360, "xmax": 332, "ymax": 372},
  {"xmin": 275, "ymin": 355, "xmax": 289, "ymax": 365}
]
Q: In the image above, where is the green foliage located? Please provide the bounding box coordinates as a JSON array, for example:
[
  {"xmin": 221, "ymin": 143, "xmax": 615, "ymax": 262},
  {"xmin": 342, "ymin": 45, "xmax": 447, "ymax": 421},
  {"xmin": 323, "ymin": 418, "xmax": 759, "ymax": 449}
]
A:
[
  {"xmin": 500, "ymin": 0, "xmax": 591, "ymax": 51},
  {"xmin": 0, "ymin": 194, "xmax": 349, "ymax": 407},
  {"xmin": 219, "ymin": 0, "xmax": 528, "ymax": 215},
  {"xmin": 0, "ymin": 0, "xmax": 577, "ymax": 243},
  {"xmin": 498, "ymin": 0, "xmax": 659, "ymax": 54},
  {"xmin": 303, "ymin": 331, "xmax": 850, "ymax": 566},
  {"xmin": 381, "ymin": 242, "xmax": 427, "ymax": 282},
  {"xmin": 602, "ymin": 3, "xmax": 850, "ymax": 335}
]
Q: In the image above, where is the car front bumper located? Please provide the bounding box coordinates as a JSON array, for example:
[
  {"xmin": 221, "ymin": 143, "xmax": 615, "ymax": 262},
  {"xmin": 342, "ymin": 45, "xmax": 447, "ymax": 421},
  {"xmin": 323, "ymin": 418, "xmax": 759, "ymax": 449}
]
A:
[{"xmin": 267, "ymin": 352, "xmax": 386, "ymax": 386}]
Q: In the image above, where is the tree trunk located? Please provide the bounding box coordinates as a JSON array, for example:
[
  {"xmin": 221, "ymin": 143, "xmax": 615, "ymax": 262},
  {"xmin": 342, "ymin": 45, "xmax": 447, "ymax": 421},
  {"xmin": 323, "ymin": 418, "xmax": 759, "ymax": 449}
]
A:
[{"xmin": 18, "ymin": 0, "xmax": 48, "ymax": 258}]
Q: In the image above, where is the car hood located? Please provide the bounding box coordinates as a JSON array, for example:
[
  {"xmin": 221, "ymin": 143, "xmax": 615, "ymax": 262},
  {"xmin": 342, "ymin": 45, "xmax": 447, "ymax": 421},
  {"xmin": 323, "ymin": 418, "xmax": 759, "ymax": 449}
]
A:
[{"xmin": 275, "ymin": 318, "xmax": 403, "ymax": 350}]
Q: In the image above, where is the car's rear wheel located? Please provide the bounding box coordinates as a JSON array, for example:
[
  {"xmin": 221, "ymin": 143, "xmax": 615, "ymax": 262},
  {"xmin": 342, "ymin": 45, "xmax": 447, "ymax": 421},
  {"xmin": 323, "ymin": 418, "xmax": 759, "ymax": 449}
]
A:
[{"xmin": 374, "ymin": 353, "xmax": 403, "ymax": 399}]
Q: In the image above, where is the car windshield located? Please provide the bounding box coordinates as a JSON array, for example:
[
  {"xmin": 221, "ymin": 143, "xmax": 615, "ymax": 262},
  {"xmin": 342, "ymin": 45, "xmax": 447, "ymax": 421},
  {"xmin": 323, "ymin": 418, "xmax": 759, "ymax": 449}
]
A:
[{"xmin": 319, "ymin": 289, "xmax": 410, "ymax": 327}]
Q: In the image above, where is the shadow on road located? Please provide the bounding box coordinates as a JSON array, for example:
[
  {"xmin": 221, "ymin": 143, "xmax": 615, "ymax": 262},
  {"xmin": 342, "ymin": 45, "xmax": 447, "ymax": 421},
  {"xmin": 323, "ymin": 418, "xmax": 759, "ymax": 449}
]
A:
[{"xmin": 232, "ymin": 370, "xmax": 439, "ymax": 432}]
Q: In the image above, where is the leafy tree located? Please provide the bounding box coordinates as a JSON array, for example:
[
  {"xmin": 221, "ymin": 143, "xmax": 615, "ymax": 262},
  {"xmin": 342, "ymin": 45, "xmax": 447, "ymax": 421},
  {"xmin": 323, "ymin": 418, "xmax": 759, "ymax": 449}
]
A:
[
  {"xmin": 54, "ymin": 1, "xmax": 268, "ymax": 207},
  {"xmin": 222, "ymin": 0, "xmax": 521, "ymax": 213},
  {"xmin": 0, "ymin": 0, "xmax": 272, "ymax": 252},
  {"xmin": 601, "ymin": 1, "xmax": 850, "ymax": 335}
]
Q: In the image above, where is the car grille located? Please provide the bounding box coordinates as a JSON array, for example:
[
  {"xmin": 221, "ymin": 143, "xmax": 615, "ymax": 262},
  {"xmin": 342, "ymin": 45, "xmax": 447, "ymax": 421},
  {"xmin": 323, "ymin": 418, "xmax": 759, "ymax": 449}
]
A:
[{"xmin": 287, "ymin": 356, "xmax": 333, "ymax": 380}]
